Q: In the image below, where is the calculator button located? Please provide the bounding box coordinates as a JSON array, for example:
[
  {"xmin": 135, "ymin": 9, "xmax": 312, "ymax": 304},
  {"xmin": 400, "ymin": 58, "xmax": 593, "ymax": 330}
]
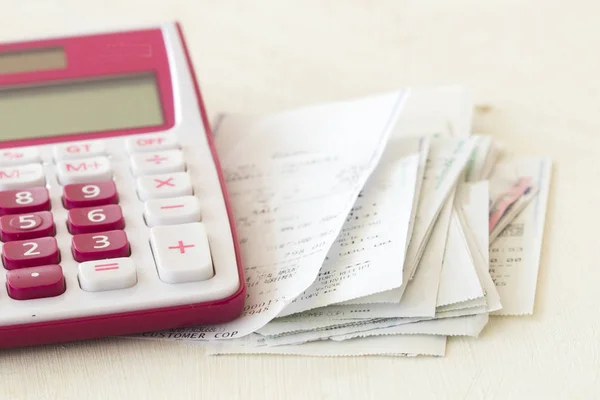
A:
[
  {"xmin": 67, "ymin": 204, "xmax": 125, "ymax": 234},
  {"xmin": 2, "ymin": 237, "xmax": 60, "ymax": 270},
  {"xmin": 56, "ymin": 156, "xmax": 112, "ymax": 185},
  {"xmin": 0, "ymin": 211, "xmax": 55, "ymax": 242},
  {"xmin": 0, "ymin": 163, "xmax": 45, "ymax": 191},
  {"xmin": 136, "ymin": 172, "xmax": 192, "ymax": 201},
  {"xmin": 149, "ymin": 222, "xmax": 214, "ymax": 284},
  {"xmin": 126, "ymin": 134, "xmax": 179, "ymax": 153},
  {"xmin": 0, "ymin": 147, "xmax": 41, "ymax": 167},
  {"xmin": 0, "ymin": 187, "xmax": 50, "ymax": 216},
  {"xmin": 130, "ymin": 150, "xmax": 185, "ymax": 176},
  {"xmin": 144, "ymin": 196, "xmax": 201, "ymax": 227},
  {"xmin": 53, "ymin": 141, "xmax": 106, "ymax": 161},
  {"xmin": 78, "ymin": 257, "xmax": 137, "ymax": 292},
  {"xmin": 6, "ymin": 264, "xmax": 66, "ymax": 300},
  {"xmin": 71, "ymin": 230, "xmax": 130, "ymax": 262},
  {"xmin": 62, "ymin": 180, "xmax": 119, "ymax": 209}
]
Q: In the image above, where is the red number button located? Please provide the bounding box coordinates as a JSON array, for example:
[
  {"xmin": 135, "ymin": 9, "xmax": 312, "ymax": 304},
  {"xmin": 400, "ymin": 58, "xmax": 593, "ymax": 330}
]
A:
[
  {"xmin": 6, "ymin": 264, "xmax": 66, "ymax": 300},
  {"xmin": 63, "ymin": 181, "xmax": 118, "ymax": 209},
  {"xmin": 0, "ymin": 211, "xmax": 55, "ymax": 242},
  {"xmin": 71, "ymin": 230, "xmax": 130, "ymax": 262},
  {"xmin": 2, "ymin": 237, "xmax": 60, "ymax": 270},
  {"xmin": 67, "ymin": 204, "xmax": 125, "ymax": 234},
  {"xmin": 0, "ymin": 187, "xmax": 51, "ymax": 215}
]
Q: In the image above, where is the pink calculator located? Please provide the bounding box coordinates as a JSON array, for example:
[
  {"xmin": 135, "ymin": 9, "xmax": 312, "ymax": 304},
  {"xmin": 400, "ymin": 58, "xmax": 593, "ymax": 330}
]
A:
[{"xmin": 0, "ymin": 22, "xmax": 245, "ymax": 348}]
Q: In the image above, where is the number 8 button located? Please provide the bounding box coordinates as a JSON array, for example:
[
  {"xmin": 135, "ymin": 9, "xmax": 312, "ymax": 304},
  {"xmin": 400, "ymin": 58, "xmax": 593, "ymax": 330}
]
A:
[{"xmin": 0, "ymin": 187, "xmax": 50, "ymax": 215}]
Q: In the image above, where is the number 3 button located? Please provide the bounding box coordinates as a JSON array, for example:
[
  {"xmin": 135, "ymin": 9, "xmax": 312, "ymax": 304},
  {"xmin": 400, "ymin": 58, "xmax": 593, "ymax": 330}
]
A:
[
  {"xmin": 67, "ymin": 204, "xmax": 125, "ymax": 234},
  {"xmin": 71, "ymin": 230, "xmax": 130, "ymax": 262}
]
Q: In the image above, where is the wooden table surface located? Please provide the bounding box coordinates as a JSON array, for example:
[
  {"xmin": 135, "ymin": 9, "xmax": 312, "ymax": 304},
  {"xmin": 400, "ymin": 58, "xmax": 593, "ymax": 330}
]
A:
[{"xmin": 1, "ymin": 1, "xmax": 599, "ymax": 399}]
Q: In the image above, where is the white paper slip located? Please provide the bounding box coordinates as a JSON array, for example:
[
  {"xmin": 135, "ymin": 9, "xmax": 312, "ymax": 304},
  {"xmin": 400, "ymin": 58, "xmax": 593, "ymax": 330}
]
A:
[
  {"xmin": 263, "ymin": 318, "xmax": 426, "ymax": 346},
  {"xmin": 128, "ymin": 90, "xmax": 410, "ymax": 340},
  {"xmin": 206, "ymin": 334, "xmax": 447, "ymax": 357},
  {"xmin": 464, "ymin": 135, "xmax": 493, "ymax": 182},
  {"xmin": 278, "ymin": 146, "xmax": 421, "ymax": 316},
  {"xmin": 436, "ymin": 209, "xmax": 484, "ymax": 307},
  {"xmin": 436, "ymin": 296, "xmax": 487, "ymax": 313},
  {"xmin": 436, "ymin": 305, "xmax": 488, "ymax": 319},
  {"xmin": 340, "ymin": 192, "xmax": 453, "ymax": 317},
  {"xmin": 456, "ymin": 181, "xmax": 503, "ymax": 312},
  {"xmin": 490, "ymin": 157, "xmax": 552, "ymax": 315},
  {"xmin": 331, "ymin": 313, "xmax": 489, "ymax": 341}
]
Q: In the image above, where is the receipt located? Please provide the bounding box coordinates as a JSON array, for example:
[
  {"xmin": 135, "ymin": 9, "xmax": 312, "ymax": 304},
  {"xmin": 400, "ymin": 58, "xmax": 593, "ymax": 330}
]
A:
[
  {"xmin": 436, "ymin": 209, "xmax": 484, "ymax": 307},
  {"xmin": 331, "ymin": 313, "xmax": 488, "ymax": 341},
  {"xmin": 206, "ymin": 334, "xmax": 447, "ymax": 357},
  {"xmin": 490, "ymin": 157, "xmax": 552, "ymax": 315},
  {"xmin": 129, "ymin": 90, "xmax": 409, "ymax": 340},
  {"xmin": 456, "ymin": 181, "xmax": 502, "ymax": 312},
  {"xmin": 464, "ymin": 135, "xmax": 492, "ymax": 182},
  {"xmin": 278, "ymin": 138, "xmax": 422, "ymax": 316}
]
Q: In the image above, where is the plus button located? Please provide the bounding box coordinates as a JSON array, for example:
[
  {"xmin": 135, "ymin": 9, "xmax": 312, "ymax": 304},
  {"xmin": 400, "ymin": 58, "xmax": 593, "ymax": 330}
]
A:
[{"xmin": 168, "ymin": 240, "xmax": 195, "ymax": 254}]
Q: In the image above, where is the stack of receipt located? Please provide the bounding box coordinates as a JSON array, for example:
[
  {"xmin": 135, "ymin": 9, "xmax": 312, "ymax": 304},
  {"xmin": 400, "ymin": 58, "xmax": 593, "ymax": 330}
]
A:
[{"xmin": 129, "ymin": 86, "xmax": 552, "ymax": 357}]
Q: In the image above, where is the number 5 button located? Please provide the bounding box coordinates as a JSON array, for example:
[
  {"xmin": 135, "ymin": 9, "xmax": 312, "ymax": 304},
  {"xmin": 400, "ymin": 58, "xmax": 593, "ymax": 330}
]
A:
[
  {"xmin": 0, "ymin": 211, "xmax": 55, "ymax": 242},
  {"xmin": 2, "ymin": 237, "xmax": 60, "ymax": 270},
  {"xmin": 150, "ymin": 222, "xmax": 214, "ymax": 284}
]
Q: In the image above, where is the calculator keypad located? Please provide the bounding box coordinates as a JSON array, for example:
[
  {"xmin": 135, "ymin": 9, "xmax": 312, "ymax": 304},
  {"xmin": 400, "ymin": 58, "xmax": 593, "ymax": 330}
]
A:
[
  {"xmin": 72, "ymin": 230, "xmax": 130, "ymax": 262},
  {"xmin": 67, "ymin": 204, "xmax": 125, "ymax": 234},
  {"xmin": 2, "ymin": 237, "xmax": 60, "ymax": 270},
  {"xmin": 0, "ymin": 163, "xmax": 46, "ymax": 190},
  {"xmin": 63, "ymin": 181, "xmax": 119, "ymax": 209},
  {"xmin": 144, "ymin": 196, "xmax": 202, "ymax": 227},
  {"xmin": 56, "ymin": 156, "xmax": 112, "ymax": 185},
  {"xmin": 78, "ymin": 257, "xmax": 137, "ymax": 292},
  {"xmin": 0, "ymin": 187, "xmax": 51, "ymax": 216},
  {"xmin": 0, "ymin": 211, "xmax": 55, "ymax": 242},
  {"xmin": 6, "ymin": 264, "xmax": 66, "ymax": 300},
  {"xmin": 136, "ymin": 171, "xmax": 193, "ymax": 201}
]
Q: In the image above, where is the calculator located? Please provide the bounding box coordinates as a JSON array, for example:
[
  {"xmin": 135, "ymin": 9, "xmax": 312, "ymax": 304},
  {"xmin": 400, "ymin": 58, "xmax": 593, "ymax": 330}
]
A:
[{"xmin": 0, "ymin": 22, "xmax": 246, "ymax": 348}]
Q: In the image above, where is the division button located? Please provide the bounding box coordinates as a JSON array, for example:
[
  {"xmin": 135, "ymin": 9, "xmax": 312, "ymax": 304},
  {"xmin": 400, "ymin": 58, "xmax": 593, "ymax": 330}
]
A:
[
  {"xmin": 130, "ymin": 149, "xmax": 185, "ymax": 176},
  {"xmin": 149, "ymin": 222, "xmax": 214, "ymax": 284},
  {"xmin": 77, "ymin": 257, "xmax": 137, "ymax": 292}
]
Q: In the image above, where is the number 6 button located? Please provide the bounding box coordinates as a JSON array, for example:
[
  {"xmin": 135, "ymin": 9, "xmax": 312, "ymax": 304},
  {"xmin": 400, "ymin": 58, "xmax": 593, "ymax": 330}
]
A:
[
  {"xmin": 67, "ymin": 204, "xmax": 125, "ymax": 234},
  {"xmin": 72, "ymin": 230, "xmax": 130, "ymax": 262},
  {"xmin": 2, "ymin": 237, "xmax": 60, "ymax": 270}
]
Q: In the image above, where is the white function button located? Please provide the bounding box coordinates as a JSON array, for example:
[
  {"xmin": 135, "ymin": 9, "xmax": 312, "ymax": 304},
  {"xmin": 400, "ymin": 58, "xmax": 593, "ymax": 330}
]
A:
[
  {"xmin": 144, "ymin": 196, "xmax": 201, "ymax": 227},
  {"xmin": 126, "ymin": 134, "xmax": 179, "ymax": 153},
  {"xmin": 0, "ymin": 163, "xmax": 45, "ymax": 190},
  {"xmin": 0, "ymin": 147, "xmax": 41, "ymax": 166},
  {"xmin": 56, "ymin": 156, "xmax": 112, "ymax": 185},
  {"xmin": 130, "ymin": 150, "xmax": 185, "ymax": 176},
  {"xmin": 150, "ymin": 222, "xmax": 214, "ymax": 284},
  {"xmin": 78, "ymin": 257, "xmax": 137, "ymax": 292},
  {"xmin": 53, "ymin": 141, "xmax": 106, "ymax": 161},
  {"xmin": 136, "ymin": 172, "xmax": 192, "ymax": 201}
]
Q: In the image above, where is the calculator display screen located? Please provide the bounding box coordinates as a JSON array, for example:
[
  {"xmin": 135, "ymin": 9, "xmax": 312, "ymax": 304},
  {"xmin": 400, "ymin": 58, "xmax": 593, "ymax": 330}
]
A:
[{"xmin": 0, "ymin": 74, "xmax": 164, "ymax": 140}]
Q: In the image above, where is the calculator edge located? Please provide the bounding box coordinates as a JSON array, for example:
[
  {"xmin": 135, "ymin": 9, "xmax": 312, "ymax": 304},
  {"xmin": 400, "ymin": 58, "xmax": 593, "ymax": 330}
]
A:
[{"xmin": 0, "ymin": 22, "xmax": 247, "ymax": 349}]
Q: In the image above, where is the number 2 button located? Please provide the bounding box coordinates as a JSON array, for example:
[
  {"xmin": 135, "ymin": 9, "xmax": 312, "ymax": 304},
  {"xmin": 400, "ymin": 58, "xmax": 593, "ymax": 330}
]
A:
[
  {"xmin": 63, "ymin": 181, "xmax": 119, "ymax": 209},
  {"xmin": 2, "ymin": 237, "xmax": 60, "ymax": 270},
  {"xmin": 67, "ymin": 204, "xmax": 125, "ymax": 234},
  {"xmin": 0, "ymin": 187, "xmax": 50, "ymax": 215},
  {"xmin": 71, "ymin": 230, "xmax": 130, "ymax": 262}
]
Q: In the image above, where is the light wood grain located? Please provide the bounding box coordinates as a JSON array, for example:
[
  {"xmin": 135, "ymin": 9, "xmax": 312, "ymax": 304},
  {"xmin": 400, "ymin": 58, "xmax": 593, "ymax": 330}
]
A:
[{"xmin": 1, "ymin": 1, "xmax": 599, "ymax": 399}]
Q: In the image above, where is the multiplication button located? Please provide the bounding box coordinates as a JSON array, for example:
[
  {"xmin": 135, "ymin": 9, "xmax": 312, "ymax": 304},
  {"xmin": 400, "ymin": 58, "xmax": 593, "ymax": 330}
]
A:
[
  {"xmin": 136, "ymin": 172, "xmax": 192, "ymax": 201},
  {"xmin": 149, "ymin": 222, "xmax": 214, "ymax": 284}
]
